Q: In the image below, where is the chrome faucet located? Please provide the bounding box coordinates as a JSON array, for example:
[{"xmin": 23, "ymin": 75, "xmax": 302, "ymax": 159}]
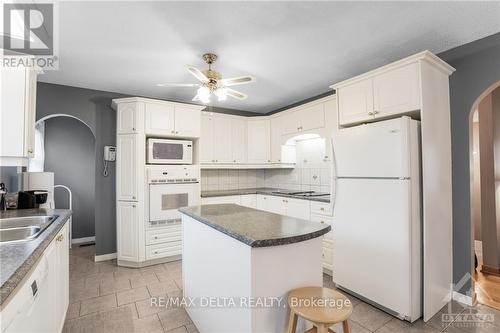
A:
[{"xmin": 0, "ymin": 183, "xmax": 7, "ymax": 210}]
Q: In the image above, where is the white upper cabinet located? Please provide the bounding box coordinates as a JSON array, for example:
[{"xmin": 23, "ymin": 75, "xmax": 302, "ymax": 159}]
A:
[
  {"xmin": 200, "ymin": 114, "xmax": 215, "ymax": 163},
  {"xmin": 337, "ymin": 79, "xmax": 375, "ymax": 126},
  {"xmin": 0, "ymin": 67, "xmax": 38, "ymax": 162},
  {"xmin": 117, "ymin": 102, "xmax": 143, "ymax": 134},
  {"xmin": 213, "ymin": 116, "xmax": 232, "ymax": 163},
  {"xmin": 283, "ymin": 103, "xmax": 326, "ymax": 135},
  {"xmin": 247, "ymin": 118, "xmax": 271, "ymax": 164},
  {"xmin": 200, "ymin": 113, "xmax": 247, "ymax": 164},
  {"xmin": 334, "ymin": 59, "xmax": 423, "ymax": 126},
  {"xmin": 373, "ymin": 63, "xmax": 420, "ymax": 118},
  {"xmin": 144, "ymin": 103, "xmax": 175, "ymax": 135},
  {"xmin": 231, "ymin": 117, "xmax": 247, "ymax": 163},
  {"xmin": 174, "ymin": 106, "xmax": 201, "ymax": 137}
]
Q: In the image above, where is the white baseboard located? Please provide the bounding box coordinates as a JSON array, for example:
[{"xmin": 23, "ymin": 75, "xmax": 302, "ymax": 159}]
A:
[
  {"xmin": 94, "ymin": 253, "xmax": 117, "ymax": 262},
  {"xmin": 452, "ymin": 291, "xmax": 473, "ymax": 306},
  {"xmin": 71, "ymin": 236, "xmax": 95, "ymax": 245}
]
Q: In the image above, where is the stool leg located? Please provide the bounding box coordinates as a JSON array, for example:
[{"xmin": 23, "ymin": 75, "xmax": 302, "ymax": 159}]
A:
[
  {"xmin": 317, "ymin": 324, "xmax": 328, "ymax": 333},
  {"xmin": 342, "ymin": 320, "xmax": 350, "ymax": 333},
  {"xmin": 287, "ymin": 310, "xmax": 298, "ymax": 333}
]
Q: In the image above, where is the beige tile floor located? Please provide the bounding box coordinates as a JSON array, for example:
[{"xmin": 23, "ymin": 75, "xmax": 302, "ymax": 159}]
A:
[{"xmin": 64, "ymin": 245, "xmax": 500, "ymax": 333}]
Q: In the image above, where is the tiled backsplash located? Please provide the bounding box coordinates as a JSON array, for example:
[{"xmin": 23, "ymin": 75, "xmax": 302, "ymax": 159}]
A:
[{"xmin": 201, "ymin": 138, "xmax": 332, "ymax": 193}]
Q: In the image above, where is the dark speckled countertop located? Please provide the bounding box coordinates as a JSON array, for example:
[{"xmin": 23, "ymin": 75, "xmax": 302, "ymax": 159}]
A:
[
  {"xmin": 201, "ymin": 187, "xmax": 331, "ymax": 203},
  {"xmin": 179, "ymin": 204, "xmax": 330, "ymax": 247},
  {"xmin": 0, "ymin": 209, "xmax": 72, "ymax": 306}
]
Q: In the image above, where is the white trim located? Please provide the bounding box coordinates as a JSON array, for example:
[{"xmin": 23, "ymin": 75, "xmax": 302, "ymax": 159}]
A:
[
  {"xmin": 111, "ymin": 97, "xmax": 206, "ymax": 111},
  {"xmin": 452, "ymin": 291, "xmax": 473, "ymax": 306},
  {"xmin": 201, "ymin": 163, "xmax": 295, "ymax": 170},
  {"xmin": 71, "ymin": 236, "xmax": 95, "ymax": 245},
  {"xmin": 95, "ymin": 253, "xmax": 117, "ymax": 262},
  {"xmin": 330, "ymin": 50, "xmax": 455, "ymax": 89}
]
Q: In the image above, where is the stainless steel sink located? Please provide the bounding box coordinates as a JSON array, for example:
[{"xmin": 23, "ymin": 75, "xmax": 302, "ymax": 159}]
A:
[{"xmin": 0, "ymin": 215, "xmax": 58, "ymax": 244}]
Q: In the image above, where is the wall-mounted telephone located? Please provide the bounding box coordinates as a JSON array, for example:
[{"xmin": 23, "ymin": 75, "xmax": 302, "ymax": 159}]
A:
[
  {"xmin": 103, "ymin": 146, "xmax": 116, "ymax": 177},
  {"xmin": 104, "ymin": 146, "xmax": 116, "ymax": 162}
]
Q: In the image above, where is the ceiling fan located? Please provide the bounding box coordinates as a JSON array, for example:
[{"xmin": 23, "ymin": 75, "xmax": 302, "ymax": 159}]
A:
[{"xmin": 157, "ymin": 53, "xmax": 256, "ymax": 104}]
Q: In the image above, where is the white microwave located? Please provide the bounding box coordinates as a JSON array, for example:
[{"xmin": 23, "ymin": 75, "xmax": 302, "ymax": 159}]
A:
[{"xmin": 147, "ymin": 138, "xmax": 193, "ymax": 164}]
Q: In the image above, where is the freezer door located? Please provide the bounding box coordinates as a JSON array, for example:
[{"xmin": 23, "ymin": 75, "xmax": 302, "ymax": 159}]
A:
[
  {"xmin": 332, "ymin": 117, "xmax": 414, "ymax": 178},
  {"xmin": 332, "ymin": 178, "xmax": 421, "ymax": 319}
]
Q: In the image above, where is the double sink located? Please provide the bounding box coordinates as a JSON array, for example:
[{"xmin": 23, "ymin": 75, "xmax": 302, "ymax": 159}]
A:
[{"xmin": 0, "ymin": 215, "xmax": 58, "ymax": 244}]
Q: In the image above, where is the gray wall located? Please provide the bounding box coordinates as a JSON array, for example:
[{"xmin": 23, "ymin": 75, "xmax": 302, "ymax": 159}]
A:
[
  {"xmin": 438, "ymin": 32, "xmax": 500, "ymax": 293},
  {"xmin": 44, "ymin": 117, "xmax": 95, "ymax": 239},
  {"xmin": 37, "ymin": 83, "xmax": 126, "ymax": 255},
  {"xmin": 0, "ymin": 167, "xmax": 21, "ymax": 192}
]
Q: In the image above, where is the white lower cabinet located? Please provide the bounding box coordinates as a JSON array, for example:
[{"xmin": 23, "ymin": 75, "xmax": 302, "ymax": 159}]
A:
[
  {"xmin": 117, "ymin": 201, "xmax": 139, "ymax": 262},
  {"xmin": 145, "ymin": 241, "xmax": 182, "ymax": 260},
  {"xmin": 1, "ymin": 223, "xmax": 69, "ymax": 333},
  {"xmin": 240, "ymin": 194, "xmax": 257, "ymax": 208}
]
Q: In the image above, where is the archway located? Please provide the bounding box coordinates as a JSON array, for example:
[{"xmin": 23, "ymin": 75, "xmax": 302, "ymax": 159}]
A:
[
  {"xmin": 469, "ymin": 80, "xmax": 500, "ymax": 309},
  {"xmin": 34, "ymin": 114, "xmax": 96, "ymax": 245}
]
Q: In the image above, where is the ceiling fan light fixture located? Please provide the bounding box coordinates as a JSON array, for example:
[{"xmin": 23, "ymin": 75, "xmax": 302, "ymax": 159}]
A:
[{"xmin": 214, "ymin": 87, "xmax": 228, "ymax": 101}]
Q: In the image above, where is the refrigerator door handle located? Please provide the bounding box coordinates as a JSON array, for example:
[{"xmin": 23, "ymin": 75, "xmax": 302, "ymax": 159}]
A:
[{"xmin": 331, "ymin": 136, "xmax": 338, "ymax": 213}]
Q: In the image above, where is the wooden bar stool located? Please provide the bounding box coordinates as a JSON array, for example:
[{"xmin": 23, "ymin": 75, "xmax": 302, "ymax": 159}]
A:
[{"xmin": 287, "ymin": 287, "xmax": 353, "ymax": 333}]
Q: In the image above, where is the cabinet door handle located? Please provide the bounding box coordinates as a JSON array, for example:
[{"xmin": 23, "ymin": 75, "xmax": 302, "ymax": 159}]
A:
[
  {"xmin": 176, "ymin": 131, "xmax": 179, "ymax": 134},
  {"xmin": 28, "ymin": 149, "xmax": 33, "ymax": 154},
  {"xmin": 320, "ymin": 207, "xmax": 324, "ymax": 211},
  {"xmin": 56, "ymin": 234, "xmax": 64, "ymax": 242},
  {"xmin": 373, "ymin": 110, "xmax": 379, "ymax": 115},
  {"xmin": 171, "ymin": 130, "xmax": 175, "ymax": 133},
  {"xmin": 368, "ymin": 111, "xmax": 374, "ymax": 116},
  {"xmin": 132, "ymin": 205, "xmax": 136, "ymax": 207}
]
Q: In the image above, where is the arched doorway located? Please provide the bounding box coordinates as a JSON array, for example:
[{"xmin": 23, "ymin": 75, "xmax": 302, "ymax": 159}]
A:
[
  {"xmin": 469, "ymin": 80, "xmax": 500, "ymax": 310},
  {"xmin": 34, "ymin": 114, "xmax": 96, "ymax": 245}
]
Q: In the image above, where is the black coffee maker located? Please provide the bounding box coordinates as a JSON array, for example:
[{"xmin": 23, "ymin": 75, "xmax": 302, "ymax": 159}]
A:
[{"xmin": 17, "ymin": 191, "xmax": 49, "ymax": 209}]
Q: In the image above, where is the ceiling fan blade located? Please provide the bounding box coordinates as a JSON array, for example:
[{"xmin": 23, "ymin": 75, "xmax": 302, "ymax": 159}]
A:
[
  {"xmin": 186, "ymin": 65, "xmax": 209, "ymax": 83},
  {"xmin": 226, "ymin": 88, "xmax": 248, "ymax": 100},
  {"xmin": 156, "ymin": 83, "xmax": 199, "ymax": 87},
  {"xmin": 220, "ymin": 75, "xmax": 256, "ymax": 87}
]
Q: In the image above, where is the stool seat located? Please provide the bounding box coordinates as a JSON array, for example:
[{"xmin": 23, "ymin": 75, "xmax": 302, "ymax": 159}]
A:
[{"xmin": 287, "ymin": 287, "xmax": 353, "ymax": 333}]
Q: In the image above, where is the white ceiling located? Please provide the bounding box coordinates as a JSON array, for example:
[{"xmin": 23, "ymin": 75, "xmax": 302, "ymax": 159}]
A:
[{"xmin": 39, "ymin": 1, "xmax": 500, "ymax": 113}]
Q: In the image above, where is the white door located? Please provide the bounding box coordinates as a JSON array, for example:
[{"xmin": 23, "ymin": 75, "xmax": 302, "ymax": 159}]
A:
[
  {"xmin": 55, "ymin": 224, "xmax": 69, "ymax": 331},
  {"xmin": 270, "ymin": 117, "xmax": 283, "ymax": 163},
  {"xmin": 338, "ymin": 79, "xmax": 374, "ymax": 126},
  {"xmin": 247, "ymin": 119, "xmax": 270, "ymax": 163},
  {"xmin": 333, "ymin": 178, "xmax": 417, "ymax": 319},
  {"xmin": 200, "ymin": 115, "xmax": 214, "ymax": 163},
  {"xmin": 145, "ymin": 103, "xmax": 175, "ymax": 136},
  {"xmin": 213, "ymin": 116, "xmax": 232, "ymax": 163},
  {"xmin": 149, "ymin": 183, "xmax": 200, "ymax": 221},
  {"xmin": 175, "ymin": 106, "xmax": 201, "ymax": 137},
  {"xmin": 333, "ymin": 117, "xmax": 411, "ymax": 178},
  {"xmin": 24, "ymin": 69, "xmax": 37, "ymax": 158},
  {"xmin": 1, "ymin": 68, "xmax": 26, "ymax": 157},
  {"xmin": 231, "ymin": 117, "xmax": 247, "ymax": 163},
  {"xmin": 373, "ymin": 63, "xmax": 420, "ymax": 118},
  {"xmin": 118, "ymin": 103, "xmax": 141, "ymax": 134},
  {"xmin": 117, "ymin": 134, "xmax": 138, "ymax": 201},
  {"xmin": 117, "ymin": 201, "xmax": 139, "ymax": 261},
  {"xmin": 285, "ymin": 198, "xmax": 311, "ymax": 220}
]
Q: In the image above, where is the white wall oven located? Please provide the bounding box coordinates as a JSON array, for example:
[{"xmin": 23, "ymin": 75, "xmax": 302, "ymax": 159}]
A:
[
  {"xmin": 147, "ymin": 166, "xmax": 200, "ymax": 227},
  {"xmin": 147, "ymin": 138, "xmax": 193, "ymax": 165}
]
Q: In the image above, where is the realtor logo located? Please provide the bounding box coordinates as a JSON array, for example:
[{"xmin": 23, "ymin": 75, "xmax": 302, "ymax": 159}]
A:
[{"xmin": 2, "ymin": 2, "xmax": 58, "ymax": 69}]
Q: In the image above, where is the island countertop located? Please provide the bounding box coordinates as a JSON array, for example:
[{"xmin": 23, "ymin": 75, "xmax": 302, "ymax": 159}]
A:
[
  {"xmin": 0, "ymin": 209, "xmax": 72, "ymax": 306},
  {"xmin": 179, "ymin": 204, "xmax": 331, "ymax": 248}
]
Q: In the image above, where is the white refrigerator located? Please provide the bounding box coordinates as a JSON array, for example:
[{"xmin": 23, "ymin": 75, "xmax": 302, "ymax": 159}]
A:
[{"xmin": 332, "ymin": 116, "xmax": 422, "ymax": 322}]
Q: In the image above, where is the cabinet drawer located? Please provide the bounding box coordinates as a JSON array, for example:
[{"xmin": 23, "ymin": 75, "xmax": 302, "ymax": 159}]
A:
[
  {"xmin": 310, "ymin": 202, "xmax": 332, "ymax": 216},
  {"xmin": 146, "ymin": 226, "xmax": 181, "ymax": 245},
  {"xmin": 310, "ymin": 213, "xmax": 333, "ymax": 225},
  {"xmin": 323, "ymin": 238, "xmax": 333, "ymax": 249},
  {"xmin": 145, "ymin": 241, "xmax": 182, "ymax": 260}
]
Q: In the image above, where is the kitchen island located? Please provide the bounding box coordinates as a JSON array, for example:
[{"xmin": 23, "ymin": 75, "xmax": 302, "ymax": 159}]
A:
[{"xmin": 179, "ymin": 204, "xmax": 331, "ymax": 333}]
